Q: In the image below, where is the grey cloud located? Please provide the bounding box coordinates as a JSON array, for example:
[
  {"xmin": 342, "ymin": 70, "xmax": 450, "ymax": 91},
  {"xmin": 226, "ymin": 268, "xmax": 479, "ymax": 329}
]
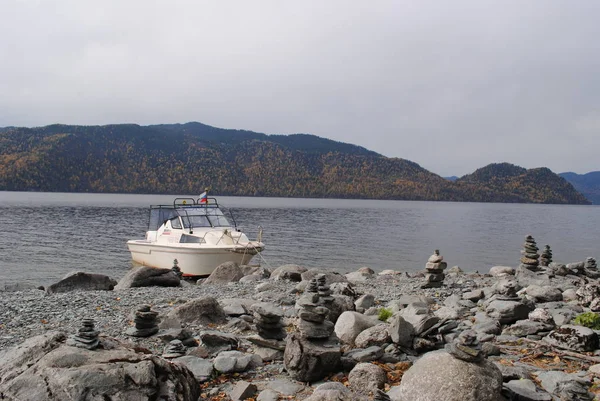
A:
[{"xmin": 0, "ymin": 0, "xmax": 599, "ymax": 176}]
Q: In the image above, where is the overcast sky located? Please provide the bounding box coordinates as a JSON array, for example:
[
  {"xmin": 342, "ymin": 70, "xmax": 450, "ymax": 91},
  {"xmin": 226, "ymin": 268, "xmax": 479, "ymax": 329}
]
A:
[{"xmin": 1, "ymin": 1, "xmax": 598, "ymax": 176}]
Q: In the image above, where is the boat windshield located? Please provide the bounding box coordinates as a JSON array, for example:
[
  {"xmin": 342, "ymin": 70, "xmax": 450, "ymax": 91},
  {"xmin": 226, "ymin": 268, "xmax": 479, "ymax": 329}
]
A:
[
  {"xmin": 149, "ymin": 205, "xmax": 231, "ymax": 230},
  {"xmin": 181, "ymin": 207, "xmax": 231, "ymax": 228}
]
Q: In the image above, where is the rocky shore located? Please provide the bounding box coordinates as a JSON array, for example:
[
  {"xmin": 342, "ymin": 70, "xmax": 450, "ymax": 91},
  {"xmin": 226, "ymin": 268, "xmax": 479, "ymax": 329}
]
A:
[{"xmin": 2, "ymin": 238, "xmax": 600, "ymax": 400}]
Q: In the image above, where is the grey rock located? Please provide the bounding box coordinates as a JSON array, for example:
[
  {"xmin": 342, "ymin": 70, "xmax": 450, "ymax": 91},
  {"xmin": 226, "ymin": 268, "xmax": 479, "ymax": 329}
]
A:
[
  {"xmin": 355, "ymin": 294, "xmax": 375, "ymax": 313},
  {"xmin": 213, "ymin": 350, "xmax": 262, "ymax": 373},
  {"xmin": 241, "ymin": 265, "xmax": 271, "ymax": 278},
  {"xmin": 400, "ymin": 303, "xmax": 440, "ymax": 335},
  {"xmin": 164, "ymin": 296, "xmax": 227, "ymax": 326},
  {"xmin": 390, "ymin": 350, "xmax": 503, "ymax": 401},
  {"xmin": 334, "ymin": 311, "xmax": 380, "ymax": 346},
  {"xmin": 199, "ymin": 330, "xmax": 239, "ymax": 355},
  {"xmin": 489, "ymin": 266, "xmax": 516, "ymax": 276},
  {"xmin": 173, "ymin": 355, "xmax": 214, "ymax": 382},
  {"xmin": 257, "ymin": 389, "xmax": 280, "ymax": 401},
  {"xmin": 525, "ymin": 285, "xmax": 563, "ymax": 303},
  {"xmin": 270, "ymin": 264, "xmax": 307, "ymax": 282},
  {"xmin": 544, "ymin": 325, "xmax": 599, "ymax": 352},
  {"xmin": 0, "ymin": 331, "xmax": 199, "ymax": 401},
  {"xmin": 348, "ymin": 362, "xmax": 387, "ymax": 395},
  {"xmin": 301, "ymin": 269, "xmax": 348, "ymax": 285},
  {"xmin": 46, "ymin": 271, "xmax": 117, "ymax": 293},
  {"xmin": 230, "ymin": 380, "xmax": 258, "ymax": 401},
  {"xmin": 503, "ymin": 379, "xmax": 552, "ymax": 401},
  {"xmin": 298, "ymin": 319, "xmax": 335, "ymax": 339},
  {"xmin": 389, "ymin": 314, "xmax": 414, "ymax": 348},
  {"xmin": 501, "ymin": 320, "xmax": 554, "ymax": 337},
  {"xmin": 486, "ymin": 300, "xmax": 533, "ymax": 324},
  {"xmin": 536, "ymin": 370, "xmax": 594, "ymax": 401},
  {"xmin": 304, "ymin": 381, "xmax": 360, "ymax": 401},
  {"xmin": 283, "ymin": 333, "xmax": 341, "ymax": 382},
  {"xmin": 267, "ymin": 378, "xmax": 306, "ymax": 396},
  {"xmin": 354, "ymin": 324, "xmax": 391, "ymax": 349},
  {"xmin": 463, "ymin": 289, "xmax": 485, "ymax": 302},
  {"xmin": 346, "ymin": 346, "xmax": 385, "ymax": 362},
  {"xmin": 203, "ymin": 261, "xmax": 244, "ymax": 284},
  {"xmin": 114, "ymin": 266, "xmax": 180, "ymax": 289},
  {"xmin": 219, "ymin": 298, "xmax": 253, "ymax": 316}
]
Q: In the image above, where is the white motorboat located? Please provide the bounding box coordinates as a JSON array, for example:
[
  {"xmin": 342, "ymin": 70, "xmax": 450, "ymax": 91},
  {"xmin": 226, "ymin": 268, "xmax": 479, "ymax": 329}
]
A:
[{"xmin": 127, "ymin": 196, "xmax": 264, "ymax": 276}]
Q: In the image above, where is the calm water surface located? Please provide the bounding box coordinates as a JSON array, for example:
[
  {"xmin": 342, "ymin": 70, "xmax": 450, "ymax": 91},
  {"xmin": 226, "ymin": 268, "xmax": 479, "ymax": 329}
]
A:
[{"xmin": 0, "ymin": 191, "xmax": 598, "ymax": 286}]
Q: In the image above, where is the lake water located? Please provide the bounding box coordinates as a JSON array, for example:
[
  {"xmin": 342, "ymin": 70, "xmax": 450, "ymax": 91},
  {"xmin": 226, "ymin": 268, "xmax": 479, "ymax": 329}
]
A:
[{"xmin": 0, "ymin": 191, "xmax": 598, "ymax": 286}]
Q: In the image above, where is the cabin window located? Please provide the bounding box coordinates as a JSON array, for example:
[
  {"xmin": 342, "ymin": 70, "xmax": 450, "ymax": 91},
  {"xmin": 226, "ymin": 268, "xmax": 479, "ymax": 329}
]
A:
[
  {"xmin": 170, "ymin": 217, "xmax": 182, "ymax": 229},
  {"xmin": 180, "ymin": 234, "xmax": 205, "ymax": 243}
]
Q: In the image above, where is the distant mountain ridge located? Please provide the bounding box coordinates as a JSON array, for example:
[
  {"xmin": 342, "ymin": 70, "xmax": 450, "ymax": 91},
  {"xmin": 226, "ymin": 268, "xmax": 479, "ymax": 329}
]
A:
[
  {"xmin": 559, "ymin": 171, "xmax": 600, "ymax": 205},
  {"xmin": 0, "ymin": 123, "xmax": 590, "ymax": 204}
]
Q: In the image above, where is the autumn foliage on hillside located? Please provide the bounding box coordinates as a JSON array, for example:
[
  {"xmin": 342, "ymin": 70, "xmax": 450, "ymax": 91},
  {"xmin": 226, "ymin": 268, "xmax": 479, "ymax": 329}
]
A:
[{"xmin": 0, "ymin": 124, "xmax": 590, "ymax": 205}]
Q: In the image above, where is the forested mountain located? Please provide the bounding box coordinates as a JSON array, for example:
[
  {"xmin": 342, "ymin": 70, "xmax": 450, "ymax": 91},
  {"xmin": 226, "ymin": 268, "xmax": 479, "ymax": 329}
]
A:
[
  {"xmin": 559, "ymin": 171, "xmax": 600, "ymax": 205},
  {"xmin": 0, "ymin": 123, "xmax": 590, "ymax": 204},
  {"xmin": 458, "ymin": 163, "xmax": 589, "ymax": 204}
]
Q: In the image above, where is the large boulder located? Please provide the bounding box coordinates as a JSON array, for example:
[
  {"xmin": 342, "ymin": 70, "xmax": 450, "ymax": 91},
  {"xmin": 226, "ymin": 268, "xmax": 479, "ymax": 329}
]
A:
[
  {"xmin": 348, "ymin": 362, "xmax": 387, "ymax": 395},
  {"xmin": 304, "ymin": 382, "xmax": 360, "ymax": 401},
  {"xmin": 300, "ymin": 269, "xmax": 348, "ymax": 285},
  {"xmin": 389, "ymin": 350, "xmax": 503, "ymax": 401},
  {"xmin": 115, "ymin": 266, "xmax": 180, "ymax": 289},
  {"xmin": 202, "ymin": 261, "xmax": 244, "ymax": 284},
  {"xmin": 270, "ymin": 264, "xmax": 307, "ymax": 282},
  {"xmin": 525, "ymin": 285, "xmax": 563, "ymax": 303},
  {"xmin": 284, "ymin": 333, "xmax": 341, "ymax": 382},
  {"xmin": 388, "ymin": 314, "xmax": 414, "ymax": 348},
  {"xmin": 46, "ymin": 271, "xmax": 117, "ymax": 293},
  {"xmin": 486, "ymin": 300, "xmax": 533, "ymax": 324},
  {"xmin": 164, "ymin": 296, "xmax": 227, "ymax": 326},
  {"xmin": 0, "ymin": 331, "xmax": 200, "ymax": 401},
  {"xmin": 543, "ymin": 325, "xmax": 599, "ymax": 352},
  {"xmin": 334, "ymin": 311, "xmax": 380, "ymax": 346},
  {"xmin": 399, "ymin": 303, "xmax": 439, "ymax": 335},
  {"xmin": 354, "ymin": 324, "xmax": 391, "ymax": 349}
]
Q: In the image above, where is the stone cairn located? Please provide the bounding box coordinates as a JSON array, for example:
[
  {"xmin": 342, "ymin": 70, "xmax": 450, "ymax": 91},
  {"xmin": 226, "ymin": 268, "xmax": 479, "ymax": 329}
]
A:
[
  {"xmin": 126, "ymin": 304, "xmax": 159, "ymax": 337},
  {"xmin": 422, "ymin": 250, "xmax": 447, "ymax": 288},
  {"xmin": 68, "ymin": 318, "xmax": 100, "ymax": 350},
  {"xmin": 253, "ymin": 303, "xmax": 286, "ymax": 341},
  {"xmin": 296, "ymin": 275, "xmax": 335, "ymax": 339},
  {"xmin": 585, "ymin": 257, "xmax": 597, "ymax": 270},
  {"xmin": 172, "ymin": 259, "xmax": 183, "ymax": 280},
  {"xmin": 495, "ymin": 279, "xmax": 520, "ymax": 301},
  {"xmin": 519, "ymin": 235, "xmax": 540, "ymax": 271},
  {"xmin": 539, "ymin": 245, "xmax": 553, "ymax": 267},
  {"xmin": 163, "ymin": 339, "xmax": 186, "ymax": 359},
  {"xmin": 284, "ymin": 274, "xmax": 341, "ymax": 382},
  {"xmin": 445, "ymin": 330, "xmax": 482, "ymax": 363}
]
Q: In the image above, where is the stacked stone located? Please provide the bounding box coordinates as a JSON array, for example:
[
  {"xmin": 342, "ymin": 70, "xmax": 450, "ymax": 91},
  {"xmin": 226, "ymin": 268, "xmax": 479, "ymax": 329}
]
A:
[
  {"xmin": 172, "ymin": 259, "xmax": 183, "ymax": 279},
  {"xmin": 585, "ymin": 257, "xmax": 597, "ymax": 270},
  {"xmin": 539, "ymin": 245, "xmax": 553, "ymax": 267},
  {"xmin": 495, "ymin": 279, "xmax": 520, "ymax": 301},
  {"xmin": 285, "ymin": 274, "xmax": 341, "ymax": 382},
  {"xmin": 422, "ymin": 250, "xmax": 447, "ymax": 289},
  {"xmin": 519, "ymin": 235, "xmax": 540, "ymax": 271},
  {"xmin": 296, "ymin": 276, "xmax": 334, "ymax": 339},
  {"xmin": 126, "ymin": 304, "xmax": 159, "ymax": 337},
  {"xmin": 317, "ymin": 274, "xmax": 334, "ymax": 309},
  {"xmin": 253, "ymin": 303, "xmax": 286, "ymax": 340},
  {"xmin": 162, "ymin": 339, "xmax": 186, "ymax": 358},
  {"xmin": 68, "ymin": 318, "xmax": 100, "ymax": 350},
  {"xmin": 445, "ymin": 330, "xmax": 482, "ymax": 363}
]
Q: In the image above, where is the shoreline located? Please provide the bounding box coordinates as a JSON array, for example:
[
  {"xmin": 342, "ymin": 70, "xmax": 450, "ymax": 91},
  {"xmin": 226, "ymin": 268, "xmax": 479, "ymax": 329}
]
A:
[{"xmin": 1, "ymin": 261, "xmax": 600, "ymax": 400}]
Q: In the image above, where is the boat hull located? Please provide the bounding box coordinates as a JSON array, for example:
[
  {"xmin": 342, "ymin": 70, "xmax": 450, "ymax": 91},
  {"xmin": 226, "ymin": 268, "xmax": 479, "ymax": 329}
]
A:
[{"xmin": 127, "ymin": 240, "xmax": 261, "ymax": 276}]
